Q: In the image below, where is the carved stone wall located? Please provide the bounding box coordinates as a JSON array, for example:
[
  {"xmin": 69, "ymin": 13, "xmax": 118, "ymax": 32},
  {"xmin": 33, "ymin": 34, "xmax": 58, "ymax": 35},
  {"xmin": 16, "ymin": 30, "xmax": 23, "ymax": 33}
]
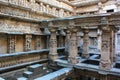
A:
[
  {"xmin": 16, "ymin": 35, "xmax": 24, "ymax": 52},
  {"xmin": 0, "ymin": 34, "xmax": 7, "ymax": 54}
]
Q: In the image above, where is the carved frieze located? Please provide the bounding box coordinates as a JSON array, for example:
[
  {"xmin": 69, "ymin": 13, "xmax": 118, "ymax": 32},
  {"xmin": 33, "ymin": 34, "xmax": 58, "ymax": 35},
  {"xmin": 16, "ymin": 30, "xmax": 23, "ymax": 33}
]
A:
[{"xmin": 0, "ymin": 20, "xmax": 41, "ymax": 34}]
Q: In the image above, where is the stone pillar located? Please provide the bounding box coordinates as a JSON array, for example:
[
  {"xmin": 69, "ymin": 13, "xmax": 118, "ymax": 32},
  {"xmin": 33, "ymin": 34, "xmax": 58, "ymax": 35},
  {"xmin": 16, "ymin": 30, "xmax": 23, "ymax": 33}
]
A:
[
  {"xmin": 46, "ymin": 35, "xmax": 50, "ymax": 48},
  {"xmin": 8, "ymin": 34, "xmax": 16, "ymax": 53},
  {"xmin": 24, "ymin": 34, "xmax": 32, "ymax": 51},
  {"xmin": 68, "ymin": 28, "xmax": 79, "ymax": 64},
  {"xmin": 49, "ymin": 28, "xmax": 58, "ymax": 61},
  {"xmin": 82, "ymin": 29, "xmax": 90, "ymax": 58},
  {"xmin": 99, "ymin": 27, "xmax": 112, "ymax": 70},
  {"xmin": 65, "ymin": 30, "xmax": 71, "ymax": 54}
]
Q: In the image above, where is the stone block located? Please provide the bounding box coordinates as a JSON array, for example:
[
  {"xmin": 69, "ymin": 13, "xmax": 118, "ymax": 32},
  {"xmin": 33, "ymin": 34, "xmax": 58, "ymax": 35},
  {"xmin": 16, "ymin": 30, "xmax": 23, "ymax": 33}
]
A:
[
  {"xmin": 23, "ymin": 71, "xmax": 33, "ymax": 78},
  {"xmin": 0, "ymin": 77, "xmax": 5, "ymax": 80},
  {"xmin": 17, "ymin": 77, "xmax": 27, "ymax": 80},
  {"xmin": 28, "ymin": 64, "xmax": 43, "ymax": 73}
]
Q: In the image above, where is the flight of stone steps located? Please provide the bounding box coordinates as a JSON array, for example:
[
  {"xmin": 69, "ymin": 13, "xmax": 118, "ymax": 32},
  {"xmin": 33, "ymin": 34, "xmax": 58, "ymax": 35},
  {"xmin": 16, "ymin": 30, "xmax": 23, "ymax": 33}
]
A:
[
  {"xmin": 19, "ymin": 64, "xmax": 52, "ymax": 80},
  {"xmin": 0, "ymin": 64, "xmax": 52, "ymax": 80}
]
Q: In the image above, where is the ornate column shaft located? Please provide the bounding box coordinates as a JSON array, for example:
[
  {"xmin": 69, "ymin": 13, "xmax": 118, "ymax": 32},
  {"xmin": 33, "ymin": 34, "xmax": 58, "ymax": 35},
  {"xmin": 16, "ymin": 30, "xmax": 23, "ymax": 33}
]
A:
[
  {"xmin": 82, "ymin": 29, "xmax": 90, "ymax": 58},
  {"xmin": 99, "ymin": 27, "xmax": 112, "ymax": 70},
  {"xmin": 24, "ymin": 34, "xmax": 32, "ymax": 51},
  {"xmin": 49, "ymin": 28, "xmax": 58, "ymax": 61},
  {"xmin": 68, "ymin": 28, "xmax": 79, "ymax": 64},
  {"xmin": 8, "ymin": 34, "xmax": 16, "ymax": 53}
]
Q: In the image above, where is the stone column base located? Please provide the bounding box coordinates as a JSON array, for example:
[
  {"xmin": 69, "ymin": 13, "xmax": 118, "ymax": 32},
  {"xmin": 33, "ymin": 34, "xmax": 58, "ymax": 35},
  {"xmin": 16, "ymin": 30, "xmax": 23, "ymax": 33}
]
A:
[
  {"xmin": 68, "ymin": 56, "xmax": 79, "ymax": 64},
  {"xmin": 82, "ymin": 54, "xmax": 89, "ymax": 59},
  {"xmin": 99, "ymin": 60, "xmax": 112, "ymax": 70},
  {"xmin": 49, "ymin": 53, "xmax": 58, "ymax": 61}
]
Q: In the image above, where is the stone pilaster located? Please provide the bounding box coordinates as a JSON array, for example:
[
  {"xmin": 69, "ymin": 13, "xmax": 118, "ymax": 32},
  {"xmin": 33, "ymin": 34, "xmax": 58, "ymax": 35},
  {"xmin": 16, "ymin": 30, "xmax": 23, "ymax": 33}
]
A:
[
  {"xmin": 8, "ymin": 34, "xmax": 16, "ymax": 53},
  {"xmin": 99, "ymin": 26, "xmax": 112, "ymax": 70},
  {"xmin": 97, "ymin": 29, "xmax": 102, "ymax": 52},
  {"xmin": 68, "ymin": 28, "xmax": 79, "ymax": 64},
  {"xmin": 24, "ymin": 34, "xmax": 32, "ymax": 51},
  {"xmin": 49, "ymin": 28, "xmax": 58, "ymax": 61},
  {"xmin": 35, "ymin": 36, "xmax": 41, "ymax": 50},
  {"xmin": 82, "ymin": 29, "xmax": 90, "ymax": 59}
]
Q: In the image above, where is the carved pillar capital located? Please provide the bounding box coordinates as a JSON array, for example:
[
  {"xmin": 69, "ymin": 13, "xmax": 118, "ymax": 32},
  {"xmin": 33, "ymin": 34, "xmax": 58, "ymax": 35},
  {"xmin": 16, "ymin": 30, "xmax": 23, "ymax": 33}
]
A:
[
  {"xmin": 49, "ymin": 28, "xmax": 57, "ymax": 33},
  {"xmin": 83, "ymin": 29, "xmax": 89, "ymax": 34}
]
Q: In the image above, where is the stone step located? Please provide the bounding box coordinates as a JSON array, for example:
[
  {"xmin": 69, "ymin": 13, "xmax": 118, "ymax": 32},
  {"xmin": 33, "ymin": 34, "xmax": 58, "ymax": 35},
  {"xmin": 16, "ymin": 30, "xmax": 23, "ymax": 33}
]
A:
[
  {"xmin": 17, "ymin": 77, "xmax": 27, "ymax": 80},
  {"xmin": 23, "ymin": 71, "xmax": 33, "ymax": 78},
  {"xmin": 0, "ymin": 77, "xmax": 5, "ymax": 80},
  {"xmin": 28, "ymin": 64, "xmax": 43, "ymax": 73}
]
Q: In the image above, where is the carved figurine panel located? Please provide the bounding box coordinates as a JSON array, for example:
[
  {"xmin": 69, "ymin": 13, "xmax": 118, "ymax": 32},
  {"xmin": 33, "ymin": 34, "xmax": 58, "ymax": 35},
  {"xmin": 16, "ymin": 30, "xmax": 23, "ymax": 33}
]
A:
[{"xmin": 25, "ymin": 35, "xmax": 32, "ymax": 51}]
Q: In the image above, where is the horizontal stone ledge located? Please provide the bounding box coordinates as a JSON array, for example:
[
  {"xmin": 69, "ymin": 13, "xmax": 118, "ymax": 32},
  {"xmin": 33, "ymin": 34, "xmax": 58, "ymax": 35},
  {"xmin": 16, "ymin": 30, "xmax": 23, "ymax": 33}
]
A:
[
  {"xmin": 0, "ymin": 47, "xmax": 65, "ymax": 58},
  {"xmin": 34, "ymin": 68, "xmax": 73, "ymax": 80}
]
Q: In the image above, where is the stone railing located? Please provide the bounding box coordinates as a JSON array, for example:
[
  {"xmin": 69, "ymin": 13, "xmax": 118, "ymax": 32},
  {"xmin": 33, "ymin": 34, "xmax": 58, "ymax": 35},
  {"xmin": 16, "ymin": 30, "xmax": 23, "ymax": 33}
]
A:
[
  {"xmin": 73, "ymin": 0, "xmax": 101, "ymax": 7},
  {"xmin": 0, "ymin": 0, "xmax": 73, "ymax": 19},
  {"xmin": 0, "ymin": 47, "xmax": 65, "ymax": 70}
]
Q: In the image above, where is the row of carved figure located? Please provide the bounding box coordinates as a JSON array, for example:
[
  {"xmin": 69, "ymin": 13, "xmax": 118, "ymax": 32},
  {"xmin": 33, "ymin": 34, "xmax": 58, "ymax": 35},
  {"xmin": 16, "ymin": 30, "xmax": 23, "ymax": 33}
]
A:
[{"xmin": 0, "ymin": 0, "xmax": 72, "ymax": 18}]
